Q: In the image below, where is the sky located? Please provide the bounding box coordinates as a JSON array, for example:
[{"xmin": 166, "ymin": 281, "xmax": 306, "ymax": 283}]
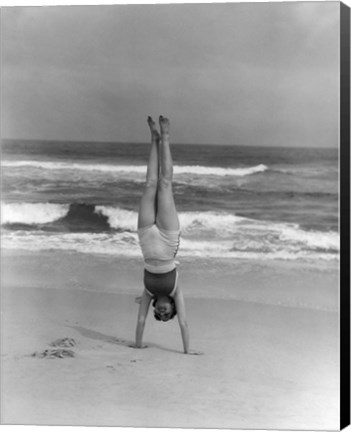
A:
[{"xmin": 1, "ymin": 1, "xmax": 340, "ymax": 147}]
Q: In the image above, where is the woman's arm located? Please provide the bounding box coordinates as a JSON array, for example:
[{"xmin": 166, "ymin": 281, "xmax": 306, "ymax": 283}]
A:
[
  {"xmin": 173, "ymin": 285, "xmax": 190, "ymax": 354},
  {"xmin": 135, "ymin": 289, "xmax": 152, "ymax": 348}
]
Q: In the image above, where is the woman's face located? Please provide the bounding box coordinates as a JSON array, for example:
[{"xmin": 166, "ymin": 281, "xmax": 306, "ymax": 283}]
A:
[{"xmin": 154, "ymin": 298, "xmax": 173, "ymax": 321}]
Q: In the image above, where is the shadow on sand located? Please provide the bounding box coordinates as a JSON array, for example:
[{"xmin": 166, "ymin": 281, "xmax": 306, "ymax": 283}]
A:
[{"xmin": 67, "ymin": 325, "xmax": 181, "ymax": 354}]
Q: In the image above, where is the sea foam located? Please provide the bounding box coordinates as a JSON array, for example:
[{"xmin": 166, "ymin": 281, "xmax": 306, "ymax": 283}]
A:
[
  {"xmin": 95, "ymin": 206, "xmax": 137, "ymax": 230},
  {"xmin": 1, "ymin": 230, "xmax": 338, "ymax": 262},
  {"xmin": 1, "ymin": 203, "xmax": 339, "ymax": 259},
  {"xmin": 2, "ymin": 160, "xmax": 267, "ymax": 177},
  {"xmin": 1, "ymin": 202, "xmax": 69, "ymax": 225},
  {"xmin": 1, "ymin": 202, "xmax": 138, "ymax": 231}
]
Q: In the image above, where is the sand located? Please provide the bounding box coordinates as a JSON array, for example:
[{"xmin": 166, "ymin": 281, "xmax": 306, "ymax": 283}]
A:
[{"xmin": 1, "ymin": 250, "xmax": 339, "ymax": 429}]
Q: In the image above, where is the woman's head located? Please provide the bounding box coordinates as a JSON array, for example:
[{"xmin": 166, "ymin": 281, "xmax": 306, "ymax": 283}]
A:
[{"xmin": 152, "ymin": 296, "xmax": 177, "ymax": 321}]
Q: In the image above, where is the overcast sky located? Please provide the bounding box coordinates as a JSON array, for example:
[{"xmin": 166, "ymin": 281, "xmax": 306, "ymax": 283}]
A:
[{"xmin": 2, "ymin": 2, "xmax": 339, "ymax": 146}]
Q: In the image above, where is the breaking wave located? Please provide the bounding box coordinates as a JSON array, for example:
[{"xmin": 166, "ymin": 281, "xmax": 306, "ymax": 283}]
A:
[
  {"xmin": 2, "ymin": 160, "xmax": 267, "ymax": 177},
  {"xmin": 1, "ymin": 202, "xmax": 339, "ymax": 260}
]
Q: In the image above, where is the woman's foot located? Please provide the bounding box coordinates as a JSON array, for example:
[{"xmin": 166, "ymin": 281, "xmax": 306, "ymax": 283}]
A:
[
  {"xmin": 159, "ymin": 115, "xmax": 170, "ymax": 136},
  {"xmin": 147, "ymin": 116, "xmax": 160, "ymax": 142}
]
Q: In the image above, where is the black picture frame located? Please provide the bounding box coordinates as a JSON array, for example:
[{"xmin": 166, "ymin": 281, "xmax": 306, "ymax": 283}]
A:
[{"xmin": 340, "ymin": 2, "xmax": 350, "ymax": 430}]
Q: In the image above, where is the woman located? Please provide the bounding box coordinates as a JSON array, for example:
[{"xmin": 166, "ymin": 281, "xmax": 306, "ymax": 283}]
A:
[{"xmin": 133, "ymin": 115, "xmax": 195, "ymax": 354}]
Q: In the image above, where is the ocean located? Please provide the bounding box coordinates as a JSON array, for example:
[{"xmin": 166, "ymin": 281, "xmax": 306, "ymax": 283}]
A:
[{"xmin": 1, "ymin": 139, "xmax": 339, "ymax": 262}]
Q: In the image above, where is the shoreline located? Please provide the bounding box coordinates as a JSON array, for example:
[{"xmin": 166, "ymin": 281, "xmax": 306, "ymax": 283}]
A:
[{"xmin": 2, "ymin": 248, "xmax": 339, "ymax": 311}]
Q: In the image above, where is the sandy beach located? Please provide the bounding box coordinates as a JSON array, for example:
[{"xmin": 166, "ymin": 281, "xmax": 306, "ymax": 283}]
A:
[{"xmin": 1, "ymin": 250, "xmax": 339, "ymax": 430}]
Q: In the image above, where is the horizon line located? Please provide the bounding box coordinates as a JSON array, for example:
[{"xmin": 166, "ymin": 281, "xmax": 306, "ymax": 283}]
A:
[{"xmin": 1, "ymin": 137, "xmax": 338, "ymax": 150}]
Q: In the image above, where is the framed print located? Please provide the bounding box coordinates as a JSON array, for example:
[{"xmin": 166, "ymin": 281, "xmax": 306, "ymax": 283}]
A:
[{"xmin": 1, "ymin": 1, "xmax": 350, "ymax": 430}]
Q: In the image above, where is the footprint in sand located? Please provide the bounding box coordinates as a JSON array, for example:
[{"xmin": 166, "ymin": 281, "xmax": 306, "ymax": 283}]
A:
[
  {"xmin": 108, "ymin": 337, "xmax": 125, "ymax": 344},
  {"xmin": 50, "ymin": 337, "xmax": 76, "ymax": 348},
  {"xmin": 32, "ymin": 338, "xmax": 77, "ymax": 359},
  {"xmin": 32, "ymin": 349, "xmax": 75, "ymax": 359},
  {"xmin": 106, "ymin": 365, "xmax": 115, "ymax": 371}
]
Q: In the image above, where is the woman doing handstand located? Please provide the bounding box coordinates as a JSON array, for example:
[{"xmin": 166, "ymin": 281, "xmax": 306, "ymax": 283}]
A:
[{"xmin": 133, "ymin": 115, "xmax": 192, "ymax": 354}]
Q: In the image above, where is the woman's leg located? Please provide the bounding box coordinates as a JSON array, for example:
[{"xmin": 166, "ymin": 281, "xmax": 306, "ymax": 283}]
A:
[
  {"xmin": 156, "ymin": 116, "xmax": 180, "ymax": 231},
  {"xmin": 137, "ymin": 117, "xmax": 160, "ymax": 229}
]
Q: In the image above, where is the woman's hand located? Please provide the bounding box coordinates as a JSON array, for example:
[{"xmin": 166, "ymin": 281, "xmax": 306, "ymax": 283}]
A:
[
  {"xmin": 128, "ymin": 343, "xmax": 148, "ymax": 349},
  {"xmin": 185, "ymin": 350, "xmax": 204, "ymax": 355}
]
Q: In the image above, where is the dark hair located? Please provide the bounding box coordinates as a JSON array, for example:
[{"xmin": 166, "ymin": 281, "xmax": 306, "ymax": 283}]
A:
[{"xmin": 152, "ymin": 296, "xmax": 177, "ymax": 321}]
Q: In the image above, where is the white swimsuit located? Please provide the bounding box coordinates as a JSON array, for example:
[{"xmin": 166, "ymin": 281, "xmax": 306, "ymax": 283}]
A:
[{"xmin": 138, "ymin": 224, "xmax": 180, "ymax": 274}]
